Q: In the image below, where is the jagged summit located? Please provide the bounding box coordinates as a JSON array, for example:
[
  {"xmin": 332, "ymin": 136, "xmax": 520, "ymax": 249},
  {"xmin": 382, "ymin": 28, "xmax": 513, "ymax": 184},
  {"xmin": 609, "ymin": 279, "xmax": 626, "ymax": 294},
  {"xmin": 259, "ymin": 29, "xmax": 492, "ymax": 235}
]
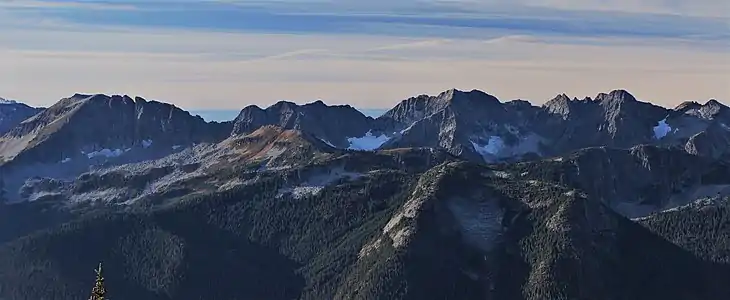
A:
[
  {"xmin": 544, "ymin": 89, "xmax": 639, "ymax": 111},
  {"xmin": 542, "ymin": 93, "xmax": 591, "ymax": 118},
  {"xmin": 595, "ymin": 89, "xmax": 638, "ymax": 103},
  {"xmin": 706, "ymin": 99, "xmax": 726, "ymax": 107}
]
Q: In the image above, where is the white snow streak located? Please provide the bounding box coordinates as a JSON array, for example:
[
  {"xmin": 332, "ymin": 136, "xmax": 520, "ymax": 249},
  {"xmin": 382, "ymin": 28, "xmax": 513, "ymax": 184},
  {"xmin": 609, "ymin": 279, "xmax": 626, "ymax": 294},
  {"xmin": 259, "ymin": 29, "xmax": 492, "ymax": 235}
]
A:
[
  {"xmin": 400, "ymin": 122, "xmax": 417, "ymax": 134},
  {"xmin": 319, "ymin": 138, "xmax": 335, "ymax": 147}
]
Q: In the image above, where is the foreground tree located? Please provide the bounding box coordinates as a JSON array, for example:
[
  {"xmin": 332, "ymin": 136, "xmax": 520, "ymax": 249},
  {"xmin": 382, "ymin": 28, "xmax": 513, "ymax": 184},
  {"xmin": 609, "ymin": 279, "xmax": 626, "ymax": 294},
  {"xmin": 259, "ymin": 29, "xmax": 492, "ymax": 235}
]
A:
[{"xmin": 88, "ymin": 262, "xmax": 107, "ymax": 300}]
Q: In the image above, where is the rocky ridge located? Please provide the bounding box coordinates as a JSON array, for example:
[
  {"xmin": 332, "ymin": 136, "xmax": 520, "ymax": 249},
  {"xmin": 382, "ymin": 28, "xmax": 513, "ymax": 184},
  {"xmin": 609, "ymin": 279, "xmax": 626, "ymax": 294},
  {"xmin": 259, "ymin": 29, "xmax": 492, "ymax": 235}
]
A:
[
  {"xmin": 0, "ymin": 89, "xmax": 728, "ymax": 299},
  {"xmin": 0, "ymin": 97, "xmax": 43, "ymax": 136}
]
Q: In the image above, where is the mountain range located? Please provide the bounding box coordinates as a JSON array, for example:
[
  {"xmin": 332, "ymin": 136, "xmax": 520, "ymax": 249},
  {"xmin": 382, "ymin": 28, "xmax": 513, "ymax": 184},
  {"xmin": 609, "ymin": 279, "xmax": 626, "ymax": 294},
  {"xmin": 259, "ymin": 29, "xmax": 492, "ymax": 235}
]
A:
[{"xmin": 0, "ymin": 89, "xmax": 728, "ymax": 299}]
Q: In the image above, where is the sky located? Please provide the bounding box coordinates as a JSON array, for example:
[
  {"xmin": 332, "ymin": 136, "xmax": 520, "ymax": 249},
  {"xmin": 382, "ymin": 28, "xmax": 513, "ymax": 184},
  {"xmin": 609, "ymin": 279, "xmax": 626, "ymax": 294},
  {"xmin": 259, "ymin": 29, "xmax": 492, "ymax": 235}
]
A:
[{"xmin": 0, "ymin": 0, "xmax": 728, "ymax": 112}]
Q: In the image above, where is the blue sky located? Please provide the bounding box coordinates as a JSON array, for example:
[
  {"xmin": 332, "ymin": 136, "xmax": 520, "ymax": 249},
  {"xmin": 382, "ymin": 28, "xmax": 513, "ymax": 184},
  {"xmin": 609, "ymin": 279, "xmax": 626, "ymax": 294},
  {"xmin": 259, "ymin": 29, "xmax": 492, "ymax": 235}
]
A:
[{"xmin": 1, "ymin": 0, "xmax": 728, "ymax": 110}]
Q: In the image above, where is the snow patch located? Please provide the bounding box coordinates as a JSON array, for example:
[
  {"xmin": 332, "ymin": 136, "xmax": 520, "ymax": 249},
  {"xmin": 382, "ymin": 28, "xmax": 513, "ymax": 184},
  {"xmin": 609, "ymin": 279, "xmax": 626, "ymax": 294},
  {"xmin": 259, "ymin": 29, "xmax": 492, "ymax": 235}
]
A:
[
  {"xmin": 172, "ymin": 145, "xmax": 182, "ymax": 150},
  {"xmin": 471, "ymin": 136, "xmax": 504, "ymax": 156},
  {"xmin": 347, "ymin": 131, "xmax": 390, "ymax": 151},
  {"xmin": 86, "ymin": 148, "xmax": 125, "ymax": 159},
  {"xmin": 721, "ymin": 123, "xmax": 730, "ymax": 131},
  {"xmin": 276, "ymin": 168, "xmax": 362, "ymax": 199},
  {"xmin": 653, "ymin": 117, "xmax": 672, "ymax": 139},
  {"xmin": 61, "ymin": 157, "xmax": 71, "ymax": 163},
  {"xmin": 142, "ymin": 139, "xmax": 153, "ymax": 148}
]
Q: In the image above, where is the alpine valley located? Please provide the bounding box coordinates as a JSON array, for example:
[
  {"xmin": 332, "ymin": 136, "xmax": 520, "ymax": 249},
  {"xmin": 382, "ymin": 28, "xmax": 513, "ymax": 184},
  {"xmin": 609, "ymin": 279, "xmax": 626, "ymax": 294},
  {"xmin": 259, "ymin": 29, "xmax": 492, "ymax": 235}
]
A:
[{"xmin": 0, "ymin": 89, "xmax": 729, "ymax": 300}]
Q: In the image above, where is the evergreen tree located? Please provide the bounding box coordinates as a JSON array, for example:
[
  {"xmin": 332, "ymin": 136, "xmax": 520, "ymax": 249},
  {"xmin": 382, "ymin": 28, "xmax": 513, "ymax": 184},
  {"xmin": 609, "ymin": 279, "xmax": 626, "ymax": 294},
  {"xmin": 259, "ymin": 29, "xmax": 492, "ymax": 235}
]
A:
[{"xmin": 88, "ymin": 262, "xmax": 107, "ymax": 300}]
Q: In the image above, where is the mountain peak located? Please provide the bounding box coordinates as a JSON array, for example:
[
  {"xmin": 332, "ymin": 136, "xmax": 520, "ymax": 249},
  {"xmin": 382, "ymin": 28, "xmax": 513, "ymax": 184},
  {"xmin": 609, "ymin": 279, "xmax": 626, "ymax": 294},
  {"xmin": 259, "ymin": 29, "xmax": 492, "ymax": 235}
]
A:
[
  {"xmin": 674, "ymin": 98, "xmax": 728, "ymax": 120},
  {"xmin": 268, "ymin": 100, "xmax": 298, "ymax": 110},
  {"xmin": 543, "ymin": 93, "xmax": 585, "ymax": 117},
  {"xmin": 546, "ymin": 93, "xmax": 572, "ymax": 104},
  {"xmin": 706, "ymin": 99, "xmax": 727, "ymax": 108},
  {"xmin": 307, "ymin": 99, "xmax": 326, "ymax": 106},
  {"xmin": 379, "ymin": 88, "xmax": 503, "ymax": 129},
  {"xmin": 441, "ymin": 88, "xmax": 499, "ymax": 103},
  {"xmin": 596, "ymin": 89, "xmax": 637, "ymax": 103}
]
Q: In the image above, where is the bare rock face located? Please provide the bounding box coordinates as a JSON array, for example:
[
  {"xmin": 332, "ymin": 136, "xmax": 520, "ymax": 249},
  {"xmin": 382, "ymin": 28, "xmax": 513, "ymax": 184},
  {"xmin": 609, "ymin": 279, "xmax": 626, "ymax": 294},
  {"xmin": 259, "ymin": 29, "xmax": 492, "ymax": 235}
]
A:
[
  {"xmin": 397, "ymin": 89, "xmax": 728, "ymax": 164},
  {"xmin": 538, "ymin": 89, "xmax": 670, "ymax": 154},
  {"xmin": 379, "ymin": 89, "xmax": 542, "ymax": 162}
]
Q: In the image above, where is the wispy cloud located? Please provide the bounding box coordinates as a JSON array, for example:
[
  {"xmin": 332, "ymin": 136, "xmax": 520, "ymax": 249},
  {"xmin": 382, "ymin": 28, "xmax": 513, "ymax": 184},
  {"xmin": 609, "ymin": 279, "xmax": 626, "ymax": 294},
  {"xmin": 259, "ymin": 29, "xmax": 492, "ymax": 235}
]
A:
[
  {"xmin": 0, "ymin": 0, "xmax": 137, "ymax": 10},
  {"xmin": 0, "ymin": 0, "xmax": 727, "ymax": 110},
  {"xmin": 2, "ymin": 0, "xmax": 727, "ymax": 41},
  {"xmin": 215, "ymin": 0, "xmax": 730, "ymax": 19}
]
